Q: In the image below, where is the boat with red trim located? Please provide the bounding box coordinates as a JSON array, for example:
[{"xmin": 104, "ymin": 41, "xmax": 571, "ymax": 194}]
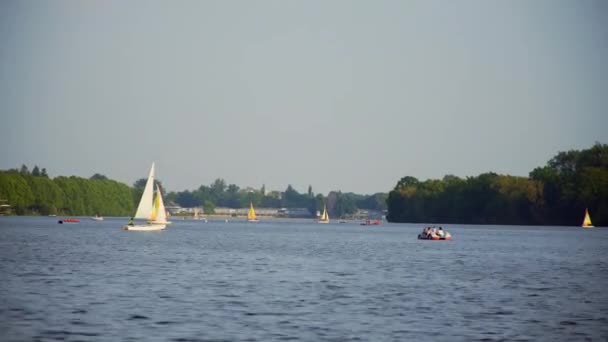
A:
[
  {"xmin": 58, "ymin": 218, "xmax": 80, "ymax": 224},
  {"xmin": 360, "ymin": 219, "xmax": 381, "ymax": 226}
]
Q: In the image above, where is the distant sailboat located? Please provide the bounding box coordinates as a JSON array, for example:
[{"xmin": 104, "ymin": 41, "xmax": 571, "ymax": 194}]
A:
[
  {"xmin": 123, "ymin": 163, "xmax": 166, "ymax": 231},
  {"xmin": 247, "ymin": 202, "xmax": 259, "ymax": 222},
  {"xmin": 318, "ymin": 204, "xmax": 329, "ymax": 224},
  {"xmin": 582, "ymin": 208, "xmax": 594, "ymax": 228}
]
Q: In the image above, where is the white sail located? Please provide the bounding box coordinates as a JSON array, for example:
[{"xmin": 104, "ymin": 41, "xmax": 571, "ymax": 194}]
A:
[{"xmin": 134, "ymin": 162, "xmax": 155, "ymax": 219}]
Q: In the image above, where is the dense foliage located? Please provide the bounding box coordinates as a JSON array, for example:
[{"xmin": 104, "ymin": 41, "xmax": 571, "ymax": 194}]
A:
[
  {"xmin": 0, "ymin": 166, "xmax": 134, "ymax": 216},
  {"xmin": 387, "ymin": 143, "xmax": 608, "ymax": 226}
]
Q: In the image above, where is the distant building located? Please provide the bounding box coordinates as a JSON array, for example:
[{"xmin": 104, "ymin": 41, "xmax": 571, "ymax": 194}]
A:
[
  {"xmin": 215, "ymin": 207, "xmax": 279, "ymax": 217},
  {"xmin": 166, "ymin": 203, "xmax": 312, "ymax": 218},
  {"xmin": 277, "ymin": 208, "xmax": 311, "ymax": 218},
  {"xmin": 350, "ymin": 209, "xmax": 385, "ymax": 220},
  {"xmin": 165, "ymin": 204, "xmax": 186, "ymax": 215}
]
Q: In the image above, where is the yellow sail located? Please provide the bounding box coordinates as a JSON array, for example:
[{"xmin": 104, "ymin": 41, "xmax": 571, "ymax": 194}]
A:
[
  {"xmin": 582, "ymin": 208, "xmax": 594, "ymax": 228},
  {"xmin": 247, "ymin": 202, "xmax": 257, "ymax": 221},
  {"xmin": 318, "ymin": 204, "xmax": 329, "ymax": 223},
  {"xmin": 149, "ymin": 190, "xmax": 161, "ymax": 221}
]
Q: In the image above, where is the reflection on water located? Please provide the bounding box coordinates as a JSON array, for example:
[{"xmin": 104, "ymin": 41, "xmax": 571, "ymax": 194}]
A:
[{"xmin": 1, "ymin": 217, "xmax": 607, "ymax": 341}]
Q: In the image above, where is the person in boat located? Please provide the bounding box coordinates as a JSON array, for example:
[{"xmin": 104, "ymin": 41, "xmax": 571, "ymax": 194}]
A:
[
  {"xmin": 423, "ymin": 227, "xmax": 430, "ymax": 237},
  {"xmin": 423, "ymin": 226, "xmax": 434, "ymax": 238},
  {"xmin": 437, "ymin": 227, "xmax": 445, "ymax": 238},
  {"xmin": 128, "ymin": 217, "xmax": 134, "ymax": 226}
]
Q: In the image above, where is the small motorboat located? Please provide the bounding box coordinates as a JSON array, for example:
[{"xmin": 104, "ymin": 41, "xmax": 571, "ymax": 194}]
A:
[
  {"xmin": 58, "ymin": 218, "xmax": 80, "ymax": 224},
  {"xmin": 91, "ymin": 214, "xmax": 104, "ymax": 221},
  {"xmin": 418, "ymin": 226, "xmax": 452, "ymax": 240}
]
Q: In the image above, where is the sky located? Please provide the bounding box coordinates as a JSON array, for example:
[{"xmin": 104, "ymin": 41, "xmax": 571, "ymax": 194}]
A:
[{"xmin": 1, "ymin": 0, "xmax": 607, "ymax": 195}]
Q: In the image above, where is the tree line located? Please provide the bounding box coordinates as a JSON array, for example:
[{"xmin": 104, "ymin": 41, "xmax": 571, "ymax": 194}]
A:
[
  {"xmin": 0, "ymin": 166, "xmax": 133, "ymax": 216},
  {"xmin": 0, "ymin": 165, "xmax": 387, "ymax": 218},
  {"xmin": 387, "ymin": 143, "xmax": 607, "ymax": 226}
]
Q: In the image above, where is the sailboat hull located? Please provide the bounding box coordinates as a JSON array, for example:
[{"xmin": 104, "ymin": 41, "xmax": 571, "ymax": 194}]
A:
[
  {"xmin": 148, "ymin": 220, "xmax": 172, "ymax": 225},
  {"xmin": 123, "ymin": 224, "xmax": 166, "ymax": 231}
]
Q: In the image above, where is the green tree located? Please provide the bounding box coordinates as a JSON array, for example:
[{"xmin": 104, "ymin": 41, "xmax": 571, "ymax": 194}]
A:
[
  {"xmin": 0, "ymin": 171, "xmax": 35, "ymax": 214},
  {"xmin": 211, "ymin": 178, "xmax": 227, "ymax": 195},
  {"xmin": 25, "ymin": 174, "xmax": 64, "ymax": 215},
  {"xmin": 282, "ymin": 185, "xmax": 309, "ymax": 208},
  {"xmin": 333, "ymin": 191, "xmax": 357, "ymax": 217},
  {"xmin": 91, "ymin": 173, "xmax": 109, "ymax": 181},
  {"xmin": 203, "ymin": 200, "xmax": 216, "ymax": 214},
  {"xmin": 314, "ymin": 194, "xmax": 325, "ymax": 215},
  {"xmin": 224, "ymin": 184, "xmax": 241, "ymax": 208},
  {"xmin": 19, "ymin": 164, "xmax": 29, "ymax": 175},
  {"xmin": 175, "ymin": 191, "xmax": 199, "ymax": 207}
]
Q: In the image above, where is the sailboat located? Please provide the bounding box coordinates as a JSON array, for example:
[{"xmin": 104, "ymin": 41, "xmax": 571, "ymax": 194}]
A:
[
  {"xmin": 123, "ymin": 163, "xmax": 167, "ymax": 231},
  {"xmin": 582, "ymin": 208, "xmax": 594, "ymax": 228},
  {"xmin": 247, "ymin": 202, "xmax": 259, "ymax": 222},
  {"xmin": 318, "ymin": 204, "xmax": 329, "ymax": 224},
  {"xmin": 149, "ymin": 184, "xmax": 171, "ymax": 225}
]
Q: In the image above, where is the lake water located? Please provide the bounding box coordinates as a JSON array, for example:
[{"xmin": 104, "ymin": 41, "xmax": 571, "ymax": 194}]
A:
[{"xmin": 1, "ymin": 217, "xmax": 607, "ymax": 341}]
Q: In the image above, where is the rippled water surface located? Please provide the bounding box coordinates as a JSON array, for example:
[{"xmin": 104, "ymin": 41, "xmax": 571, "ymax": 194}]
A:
[{"xmin": 1, "ymin": 217, "xmax": 607, "ymax": 341}]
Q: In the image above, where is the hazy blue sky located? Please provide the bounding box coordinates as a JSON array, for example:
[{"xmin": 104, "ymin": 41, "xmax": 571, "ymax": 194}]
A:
[{"xmin": 1, "ymin": 0, "xmax": 606, "ymax": 194}]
